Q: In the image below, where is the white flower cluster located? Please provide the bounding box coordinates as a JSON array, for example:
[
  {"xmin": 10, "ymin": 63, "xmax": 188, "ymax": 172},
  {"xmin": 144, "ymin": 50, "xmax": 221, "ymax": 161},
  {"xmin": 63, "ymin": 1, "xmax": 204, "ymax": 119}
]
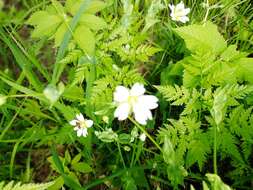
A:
[
  {"xmin": 69, "ymin": 113, "xmax": 93, "ymax": 137},
  {"xmin": 70, "ymin": 83, "xmax": 159, "ymax": 138},
  {"xmin": 169, "ymin": 1, "xmax": 190, "ymax": 23},
  {"xmin": 113, "ymin": 83, "xmax": 158, "ymax": 125}
]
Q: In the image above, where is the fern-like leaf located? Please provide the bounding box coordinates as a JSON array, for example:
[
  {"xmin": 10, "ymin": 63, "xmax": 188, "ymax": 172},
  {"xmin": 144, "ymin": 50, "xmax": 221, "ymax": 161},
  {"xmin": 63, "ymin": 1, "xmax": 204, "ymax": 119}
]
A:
[{"xmin": 0, "ymin": 181, "xmax": 54, "ymax": 190}]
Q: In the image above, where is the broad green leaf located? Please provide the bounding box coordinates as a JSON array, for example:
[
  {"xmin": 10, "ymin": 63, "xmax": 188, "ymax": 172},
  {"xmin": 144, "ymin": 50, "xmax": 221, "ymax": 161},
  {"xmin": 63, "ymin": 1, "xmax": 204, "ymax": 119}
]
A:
[
  {"xmin": 30, "ymin": 14, "xmax": 62, "ymax": 38},
  {"xmin": 72, "ymin": 162, "xmax": 92, "ymax": 173},
  {"xmin": 68, "ymin": 0, "xmax": 107, "ymax": 15},
  {"xmin": 80, "ymin": 14, "xmax": 107, "ymax": 30},
  {"xmin": 54, "ymin": 23, "xmax": 68, "ymax": 46},
  {"xmin": 51, "ymin": 0, "xmax": 65, "ymax": 14},
  {"xmin": 74, "ymin": 25, "xmax": 95, "ymax": 55},
  {"xmin": 174, "ymin": 22, "xmax": 226, "ymax": 54},
  {"xmin": 26, "ymin": 11, "xmax": 49, "ymax": 25}
]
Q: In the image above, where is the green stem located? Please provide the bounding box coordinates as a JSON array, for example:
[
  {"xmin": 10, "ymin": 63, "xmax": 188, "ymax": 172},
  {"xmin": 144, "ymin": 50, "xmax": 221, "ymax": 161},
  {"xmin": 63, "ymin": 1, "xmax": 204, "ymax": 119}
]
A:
[
  {"xmin": 128, "ymin": 117, "xmax": 162, "ymax": 152},
  {"xmin": 213, "ymin": 124, "xmax": 218, "ymax": 175},
  {"xmin": 117, "ymin": 141, "xmax": 126, "ymax": 168}
]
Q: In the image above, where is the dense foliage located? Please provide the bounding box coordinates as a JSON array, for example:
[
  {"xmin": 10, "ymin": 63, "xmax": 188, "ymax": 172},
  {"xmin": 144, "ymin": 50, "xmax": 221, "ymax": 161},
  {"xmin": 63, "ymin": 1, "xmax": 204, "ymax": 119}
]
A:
[{"xmin": 0, "ymin": 0, "xmax": 253, "ymax": 189}]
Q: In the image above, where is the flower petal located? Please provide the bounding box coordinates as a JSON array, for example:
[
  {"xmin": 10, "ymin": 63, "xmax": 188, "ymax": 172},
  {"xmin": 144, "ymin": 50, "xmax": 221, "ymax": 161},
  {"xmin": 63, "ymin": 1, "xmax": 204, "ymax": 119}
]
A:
[
  {"xmin": 176, "ymin": 1, "xmax": 185, "ymax": 10},
  {"xmin": 74, "ymin": 127, "xmax": 79, "ymax": 131},
  {"xmin": 114, "ymin": 103, "xmax": 130, "ymax": 121},
  {"xmin": 85, "ymin": 120, "xmax": 93, "ymax": 128},
  {"xmin": 138, "ymin": 95, "xmax": 158, "ymax": 110},
  {"xmin": 133, "ymin": 105, "xmax": 152, "ymax": 125},
  {"xmin": 130, "ymin": 83, "xmax": 145, "ymax": 97},
  {"xmin": 76, "ymin": 113, "xmax": 85, "ymax": 122},
  {"xmin": 113, "ymin": 86, "xmax": 130, "ymax": 103},
  {"xmin": 179, "ymin": 16, "xmax": 189, "ymax": 23},
  {"xmin": 82, "ymin": 128, "xmax": 88, "ymax": 137},
  {"xmin": 77, "ymin": 129, "xmax": 83, "ymax": 137},
  {"xmin": 169, "ymin": 4, "xmax": 175, "ymax": 11},
  {"xmin": 139, "ymin": 133, "xmax": 146, "ymax": 142},
  {"xmin": 184, "ymin": 8, "xmax": 190, "ymax": 15},
  {"xmin": 69, "ymin": 119, "xmax": 77, "ymax": 126}
]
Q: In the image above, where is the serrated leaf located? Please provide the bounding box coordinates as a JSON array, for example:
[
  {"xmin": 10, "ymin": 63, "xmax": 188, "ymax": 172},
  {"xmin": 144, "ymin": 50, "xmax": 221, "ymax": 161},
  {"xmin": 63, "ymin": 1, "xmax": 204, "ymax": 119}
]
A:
[
  {"xmin": 0, "ymin": 181, "xmax": 54, "ymax": 190},
  {"xmin": 174, "ymin": 22, "xmax": 226, "ymax": 54},
  {"xmin": 74, "ymin": 25, "xmax": 95, "ymax": 55},
  {"xmin": 30, "ymin": 14, "xmax": 62, "ymax": 38},
  {"xmin": 236, "ymin": 58, "xmax": 253, "ymax": 83},
  {"xmin": 80, "ymin": 14, "xmax": 107, "ymax": 30},
  {"xmin": 26, "ymin": 11, "xmax": 49, "ymax": 25},
  {"xmin": 54, "ymin": 23, "xmax": 68, "ymax": 46},
  {"xmin": 68, "ymin": 0, "xmax": 107, "ymax": 15},
  {"xmin": 62, "ymin": 85, "xmax": 84, "ymax": 102}
]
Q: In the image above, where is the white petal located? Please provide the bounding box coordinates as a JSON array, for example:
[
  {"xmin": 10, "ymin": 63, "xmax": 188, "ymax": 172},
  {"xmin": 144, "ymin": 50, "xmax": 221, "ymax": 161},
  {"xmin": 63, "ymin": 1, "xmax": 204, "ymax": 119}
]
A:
[
  {"xmin": 114, "ymin": 103, "xmax": 131, "ymax": 121},
  {"xmin": 139, "ymin": 133, "xmax": 146, "ymax": 142},
  {"xmin": 85, "ymin": 120, "xmax": 93, "ymax": 128},
  {"xmin": 179, "ymin": 16, "xmax": 189, "ymax": 23},
  {"xmin": 74, "ymin": 127, "xmax": 79, "ymax": 131},
  {"xmin": 76, "ymin": 113, "xmax": 85, "ymax": 122},
  {"xmin": 77, "ymin": 129, "xmax": 83, "ymax": 137},
  {"xmin": 184, "ymin": 8, "xmax": 190, "ymax": 15},
  {"xmin": 133, "ymin": 105, "xmax": 152, "ymax": 125},
  {"xmin": 113, "ymin": 86, "xmax": 130, "ymax": 103},
  {"xmin": 138, "ymin": 95, "xmax": 158, "ymax": 110},
  {"xmin": 69, "ymin": 120, "xmax": 77, "ymax": 126},
  {"xmin": 82, "ymin": 128, "xmax": 88, "ymax": 137},
  {"xmin": 169, "ymin": 4, "xmax": 175, "ymax": 11},
  {"xmin": 176, "ymin": 1, "xmax": 185, "ymax": 10},
  {"xmin": 130, "ymin": 83, "xmax": 145, "ymax": 97}
]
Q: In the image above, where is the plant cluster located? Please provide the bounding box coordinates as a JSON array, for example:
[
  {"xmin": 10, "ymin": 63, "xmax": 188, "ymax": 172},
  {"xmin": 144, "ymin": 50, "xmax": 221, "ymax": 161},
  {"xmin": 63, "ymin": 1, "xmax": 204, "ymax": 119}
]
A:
[{"xmin": 0, "ymin": 0, "xmax": 253, "ymax": 189}]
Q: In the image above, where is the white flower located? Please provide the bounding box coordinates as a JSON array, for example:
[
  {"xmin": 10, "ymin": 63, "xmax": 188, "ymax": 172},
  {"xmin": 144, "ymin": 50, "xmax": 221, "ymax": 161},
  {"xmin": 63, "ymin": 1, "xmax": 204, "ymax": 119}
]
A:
[
  {"xmin": 69, "ymin": 113, "xmax": 93, "ymax": 137},
  {"xmin": 139, "ymin": 133, "xmax": 146, "ymax": 142},
  {"xmin": 169, "ymin": 1, "xmax": 190, "ymax": 23},
  {"xmin": 113, "ymin": 83, "xmax": 158, "ymax": 125}
]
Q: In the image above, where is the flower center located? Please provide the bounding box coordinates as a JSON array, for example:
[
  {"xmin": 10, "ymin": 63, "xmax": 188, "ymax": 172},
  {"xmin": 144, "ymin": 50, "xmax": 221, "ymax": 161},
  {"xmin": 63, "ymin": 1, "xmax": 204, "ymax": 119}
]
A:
[
  {"xmin": 127, "ymin": 95, "xmax": 138, "ymax": 106},
  {"xmin": 77, "ymin": 121, "xmax": 87, "ymax": 129}
]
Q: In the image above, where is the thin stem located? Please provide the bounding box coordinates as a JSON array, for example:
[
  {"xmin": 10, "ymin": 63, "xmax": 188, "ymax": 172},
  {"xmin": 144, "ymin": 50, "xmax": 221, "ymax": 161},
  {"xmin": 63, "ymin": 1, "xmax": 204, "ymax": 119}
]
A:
[
  {"xmin": 213, "ymin": 124, "xmax": 217, "ymax": 175},
  {"xmin": 117, "ymin": 141, "xmax": 126, "ymax": 168},
  {"xmin": 128, "ymin": 117, "xmax": 162, "ymax": 152},
  {"xmin": 203, "ymin": 0, "xmax": 210, "ymax": 23}
]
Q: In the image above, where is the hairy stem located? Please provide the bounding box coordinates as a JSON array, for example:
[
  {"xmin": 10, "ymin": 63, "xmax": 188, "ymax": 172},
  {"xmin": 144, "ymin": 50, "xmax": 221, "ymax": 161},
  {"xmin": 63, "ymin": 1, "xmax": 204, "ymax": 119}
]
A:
[{"xmin": 129, "ymin": 117, "xmax": 162, "ymax": 152}]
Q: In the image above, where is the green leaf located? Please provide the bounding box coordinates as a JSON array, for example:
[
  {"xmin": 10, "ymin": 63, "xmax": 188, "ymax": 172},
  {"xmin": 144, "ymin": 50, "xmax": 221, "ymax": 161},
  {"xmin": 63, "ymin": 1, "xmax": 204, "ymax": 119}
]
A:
[
  {"xmin": 74, "ymin": 25, "xmax": 95, "ymax": 55},
  {"xmin": 0, "ymin": 181, "xmax": 54, "ymax": 190},
  {"xmin": 62, "ymin": 85, "xmax": 84, "ymax": 102},
  {"xmin": 186, "ymin": 137, "xmax": 210, "ymax": 170},
  {"xmin": 71, "ymin": 154, "xmax": 82, "ymax": 165},
  {"xmin": 0, "ymin": 94, "xmax": 7, "ymax": 106},
  {"xmin": 122, "ymin": 173, "xmax": 137, "ymax": 190},
  {"xmin": 236, "ymin": 58, "xmax": 253, "ymax": 83},
  {"xmin": 54, "ymin": 23, "xmax": 68, "ymax": 46},
  {"xmin": 27, "ymin": 11, "xmax": 62, "ymax": 38},
  {"xmin": 52, "ymin": 0, "xmax": 92, "ymax": 84},
  {"xmin": 26, "ymin": 11, "xmax": 49, "ymax": 25},
  {"xmin": 68, "ymin": 0, "xmax": 107, "ymax": 15},
  {"xmin": 80, "ymin": 14, "xmax": 107, "ymax": 30},
  {"xmin": 174, "ymin": 22, "xmax": 226, "ymax": 54},
  {"xmin": 72, "ymin": 162, "xmax": 92, "ymax": 173},
  {"xmin": 205, "ymin": 174, "xmax": 232, "ymax": 190}
]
